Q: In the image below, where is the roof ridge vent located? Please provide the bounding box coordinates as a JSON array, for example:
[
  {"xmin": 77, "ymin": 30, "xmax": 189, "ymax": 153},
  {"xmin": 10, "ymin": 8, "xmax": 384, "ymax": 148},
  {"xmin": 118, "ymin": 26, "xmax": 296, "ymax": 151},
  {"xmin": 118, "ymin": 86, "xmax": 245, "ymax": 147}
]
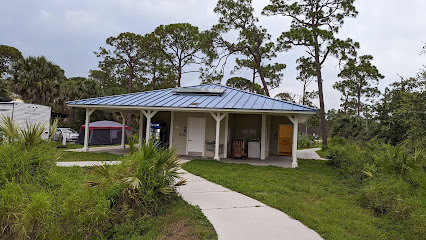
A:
[{"xmin": 173, "ymin": 87, "xmax": 225, "ymax": 96}]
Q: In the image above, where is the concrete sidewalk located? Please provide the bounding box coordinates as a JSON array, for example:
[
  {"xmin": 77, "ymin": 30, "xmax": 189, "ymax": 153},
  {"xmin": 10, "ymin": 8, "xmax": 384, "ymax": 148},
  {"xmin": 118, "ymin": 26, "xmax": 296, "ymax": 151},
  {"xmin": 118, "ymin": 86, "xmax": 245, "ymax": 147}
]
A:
[
  {"xmin": 297, "ymin": 147, "xmax": 327, "ymax": 160},
  {"xmin": 56, "ymin": 161, "xmax": 121, "ymax": 167},
  {"xmin": 176, "ymin": 170, "xmax": 323, "ymax": 240}
]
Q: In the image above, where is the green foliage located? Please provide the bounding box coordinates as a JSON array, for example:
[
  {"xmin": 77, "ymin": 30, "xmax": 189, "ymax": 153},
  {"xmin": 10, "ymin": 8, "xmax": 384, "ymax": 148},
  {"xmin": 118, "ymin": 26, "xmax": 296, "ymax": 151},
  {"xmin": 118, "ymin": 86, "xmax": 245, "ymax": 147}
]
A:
[
  {"xmin": 127, "ymin": 133, "xmax": 139, "ymax": 155},
  {"xmin": 326, "ymin": 138, "xmax": 426, "ymax": 232},
  {"xmin": 274, "ymin": 92, "xmax": 298, "ymax": 102},
  {"xmin": 263, "ymin": 0, "xmax": 359, "ymax": 144},
  {"xmin": 152, "ymin": 23, "xmax": 205, "ymax": 87},
  {"xmin": 0, "ymin": 141, "xmax": 213, "ymax": 239},
  {"xmin": 88, "ymin": 142, "xmax": 183, "ymax": 214},
  {"xmin": 297, "ymin": 134, "xmax": 316, "ymax": 149},
  {"xmin": 95, "ymin": 32, "xmax": 147, "ymax": 93},
  {"xmin": 0, "ymin": 45, "xmax": 23, "ymax": 98},
  {"xmin": 374, "ymin": 77, "xmax": 425, "ymax": 149},
  {"xmin": 328, "ymin": 114, "xmax": 368, "ymax": 140},
  {"xmin": 226, "ymin": 76, "xmax": 265, "ymax": 95},
  {"xmin": 0, "ymin": 116, "xmax": 46, "ymax": 145},
  {"xmin": 11, "ymin": 56, "xmax": 66, "ymax": 106},
  {"xmin": 184, "ymin": 159, "xmax": 418, "ymax": 239},
  {"xmin": 336, "ymin": 55, "xmax": 384, "ymax": 116},
  {"xmin": 212, "ymin": 0, "xmax": 285, "ymax": 96}
]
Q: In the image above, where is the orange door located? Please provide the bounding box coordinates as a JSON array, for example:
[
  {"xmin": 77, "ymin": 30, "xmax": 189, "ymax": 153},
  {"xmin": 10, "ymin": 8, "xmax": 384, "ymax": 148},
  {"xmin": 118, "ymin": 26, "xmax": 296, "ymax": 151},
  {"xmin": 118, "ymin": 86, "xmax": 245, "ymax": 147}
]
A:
[{"xmin": 279, "ymin": 125, "xmax": 292, "ymax": 156}]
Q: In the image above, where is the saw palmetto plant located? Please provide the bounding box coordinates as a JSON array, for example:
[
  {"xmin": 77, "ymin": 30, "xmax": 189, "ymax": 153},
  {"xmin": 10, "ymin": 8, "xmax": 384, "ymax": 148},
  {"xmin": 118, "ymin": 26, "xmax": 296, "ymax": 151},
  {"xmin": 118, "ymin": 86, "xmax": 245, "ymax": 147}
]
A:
[{"xmin": 87, "ymin": 141, "xmax": 184, "ymax": 214}]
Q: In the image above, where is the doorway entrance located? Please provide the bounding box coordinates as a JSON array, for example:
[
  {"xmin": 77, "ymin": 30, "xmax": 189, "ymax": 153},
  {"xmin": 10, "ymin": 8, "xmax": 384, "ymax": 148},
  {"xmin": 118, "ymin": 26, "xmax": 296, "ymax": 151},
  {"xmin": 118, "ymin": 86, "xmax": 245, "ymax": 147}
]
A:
[
  {"xmin": 187, "ymin": 117, "xmax": 206, "ymax": 156},
  {"xmin": 278, "ymin": 125, "xmax": 292, "ymax": 156}
]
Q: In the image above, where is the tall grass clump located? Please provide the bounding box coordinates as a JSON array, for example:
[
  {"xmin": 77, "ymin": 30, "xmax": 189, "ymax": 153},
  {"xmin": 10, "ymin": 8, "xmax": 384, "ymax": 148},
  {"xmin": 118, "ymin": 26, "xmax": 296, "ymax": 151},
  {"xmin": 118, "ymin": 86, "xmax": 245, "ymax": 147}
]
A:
[
  {"xmin": 0, "ymin": 116, "xmax": 45, "ymax": 145},
  {"xmin": 326, "ymin": 137, "xmax": 426, "ymax": 234},
  {"xmin": 88, "ymin": 141, "xmax": 183, "ymax": 215},
  {"xmin": 127, "ymin": 133, "xmax": 139, "ymax": 155},
  {"xmin": 0, "ymin": 142, "xmax": 113, "ymax": 239}
]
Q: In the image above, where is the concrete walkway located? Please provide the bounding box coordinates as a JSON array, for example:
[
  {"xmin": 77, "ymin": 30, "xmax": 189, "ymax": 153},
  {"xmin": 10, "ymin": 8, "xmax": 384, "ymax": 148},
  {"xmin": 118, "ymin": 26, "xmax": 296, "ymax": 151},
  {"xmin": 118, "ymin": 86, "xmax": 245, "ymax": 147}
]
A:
[
  {"xmin": 65, "ymin": 145, "xmax": 129, "ymax": 155},
  {"xmin": 56, "ymin": 161, "xmax": 121, "ymax": 167},
  {"xmin": 176, "ymin": 168, "xmax": 323, "ymax": 240},
  {"xmin": 297, "ymin": 147, "xmax": 327, "ymax": 160}
]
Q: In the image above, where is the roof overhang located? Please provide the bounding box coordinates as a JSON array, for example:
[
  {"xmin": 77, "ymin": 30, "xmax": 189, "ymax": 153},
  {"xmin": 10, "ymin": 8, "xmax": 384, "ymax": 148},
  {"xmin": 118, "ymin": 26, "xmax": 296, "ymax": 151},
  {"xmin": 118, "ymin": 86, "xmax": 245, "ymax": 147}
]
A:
[{"xmin": 66, "ymin": 104, "xmax": 317, "ymax": 123}]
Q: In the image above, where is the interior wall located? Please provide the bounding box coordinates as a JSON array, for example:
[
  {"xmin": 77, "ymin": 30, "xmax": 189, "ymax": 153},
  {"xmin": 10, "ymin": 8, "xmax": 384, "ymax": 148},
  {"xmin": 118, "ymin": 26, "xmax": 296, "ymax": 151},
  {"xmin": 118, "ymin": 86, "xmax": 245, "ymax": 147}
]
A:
[
  {"xmin": 227, "ymin": 114, "xmax": 235, "ymax": 157},
  {"xmin": 269, "ymin": 115, "xmax": 293, "ymax": 155},
  {"xmin": 172, "ymin": 112, "xmax": 226, "ymax": 158},
  {"xmin": 266, "ymin": 115, "xmax": 271, "ymax": 158}
]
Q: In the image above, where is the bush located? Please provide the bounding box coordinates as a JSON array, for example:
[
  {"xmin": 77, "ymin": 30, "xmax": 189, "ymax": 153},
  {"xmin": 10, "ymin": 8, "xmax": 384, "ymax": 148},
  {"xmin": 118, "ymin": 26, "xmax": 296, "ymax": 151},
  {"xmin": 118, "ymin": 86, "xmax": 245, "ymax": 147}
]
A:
[
  {"xmin": 88, "ymin": 141, "xmax": 183, "ymax": 214},
  {"xmin": 0, "ymin": 143, "xmax": 112, "ymax": 239},
  {"xmin": 297, "ymin": 134, "xmax": 316, "ymax": 149},
  {"xmin": 326, "ymin": 138, "xmax": 426, "ymax": 233},
  {"xmin": 0, "ymin": 141, "xmax": 184, "ymax": 239},
  {"xmin": 359, "ymin": 177, "xmax": 412, "ymax": 219}
]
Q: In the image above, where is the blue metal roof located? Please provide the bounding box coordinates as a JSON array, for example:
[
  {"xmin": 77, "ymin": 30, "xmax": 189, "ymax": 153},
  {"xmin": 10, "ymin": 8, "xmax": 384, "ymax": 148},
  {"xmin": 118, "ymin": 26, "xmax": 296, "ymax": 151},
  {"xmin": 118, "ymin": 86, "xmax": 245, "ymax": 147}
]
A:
[{"xmin": 66, "ymin": 84, "xmax": 317, "ymax": 112}]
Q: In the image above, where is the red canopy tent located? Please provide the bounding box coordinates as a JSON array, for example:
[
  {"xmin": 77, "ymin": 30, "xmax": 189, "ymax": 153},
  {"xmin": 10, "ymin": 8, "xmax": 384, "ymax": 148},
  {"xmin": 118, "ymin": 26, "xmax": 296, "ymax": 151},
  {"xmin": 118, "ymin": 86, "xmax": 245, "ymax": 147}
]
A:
[{"xmin": 76, "ymin": 121, "xmax": 131, "ymax": 145}]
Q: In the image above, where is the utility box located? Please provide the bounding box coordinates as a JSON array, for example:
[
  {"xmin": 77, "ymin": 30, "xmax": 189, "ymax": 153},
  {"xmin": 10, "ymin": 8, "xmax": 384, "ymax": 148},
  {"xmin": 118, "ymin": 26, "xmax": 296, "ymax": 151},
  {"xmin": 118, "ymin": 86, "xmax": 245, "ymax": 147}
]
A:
[
  {"xmin": 248, "ymin": 140, "xmax": 261, "ymax": 158},
  {"xmin": 205, "ymin": 140, "xmax": 223, "ymax": 154}
]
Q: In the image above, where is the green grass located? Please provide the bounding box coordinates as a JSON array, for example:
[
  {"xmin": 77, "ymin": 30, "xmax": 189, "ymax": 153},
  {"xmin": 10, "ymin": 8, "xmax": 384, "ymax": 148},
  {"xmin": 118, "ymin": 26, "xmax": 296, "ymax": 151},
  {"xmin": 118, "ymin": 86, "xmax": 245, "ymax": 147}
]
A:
[
  {"xmin": 183, "ymin": 159, "xmax": 416, "ymax": 240},
  {"xmin": 315, "ymin": 149, "xmax": 328, "ymax": 158},
  {"xmin": 58, "ymin": 151, "xmax": 122, "ymax": 162},
  {"xmin": 102, "ymin": 193, "xmax": 217, "ymax": 240},
  {"xmin": 110, "ymin": 196, "xmax": 217, "ymax": 240}
]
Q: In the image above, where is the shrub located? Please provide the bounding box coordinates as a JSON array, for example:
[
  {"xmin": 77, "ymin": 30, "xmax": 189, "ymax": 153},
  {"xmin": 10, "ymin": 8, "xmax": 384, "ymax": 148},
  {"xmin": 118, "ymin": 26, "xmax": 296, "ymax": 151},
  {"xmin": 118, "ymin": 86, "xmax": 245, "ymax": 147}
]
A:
[
  {"xmin": 359, "ymin": 177, "xmax": 412, "ymax": 219},
  {"xmin": 326, "ymin": 138, "xmax": 426, "ymax": 227},
  {"xmin": 88, "ymin": 141, "xmax": 183, "ymax": 215},
  {"xmin": 0, "ymin": 116, "xmax": 46, "ymax": 146},
  {"xmin": 0, "ymin": 143, "xmax": 112, "ymax": 239},
  {"xmin": 297, "ymin": 134, "xmax": 316, "ymax": 149}
]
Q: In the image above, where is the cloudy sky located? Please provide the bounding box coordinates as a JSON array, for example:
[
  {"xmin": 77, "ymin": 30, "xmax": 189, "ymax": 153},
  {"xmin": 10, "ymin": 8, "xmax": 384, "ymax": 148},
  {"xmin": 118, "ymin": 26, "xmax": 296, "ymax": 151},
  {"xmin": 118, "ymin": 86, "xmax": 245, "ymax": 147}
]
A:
[{"xmin": 1, "ymin": 0, "xmax": 425, "ymax": 110}]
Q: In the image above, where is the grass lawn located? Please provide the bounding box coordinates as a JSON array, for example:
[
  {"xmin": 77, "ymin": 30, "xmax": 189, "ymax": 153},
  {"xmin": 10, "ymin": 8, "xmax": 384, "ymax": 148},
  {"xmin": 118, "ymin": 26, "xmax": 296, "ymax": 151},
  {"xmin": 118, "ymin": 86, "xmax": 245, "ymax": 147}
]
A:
[
  {"xmin": 315, "ymin": 149, "xmax": 328, "ymax": 159},
  {"xmin": 58, "ymin": 151, "xmax": 122, "ymax": 162},
  {"xmin": 183, "ymin": 159, "xmax": 415, "ymax": 240}
]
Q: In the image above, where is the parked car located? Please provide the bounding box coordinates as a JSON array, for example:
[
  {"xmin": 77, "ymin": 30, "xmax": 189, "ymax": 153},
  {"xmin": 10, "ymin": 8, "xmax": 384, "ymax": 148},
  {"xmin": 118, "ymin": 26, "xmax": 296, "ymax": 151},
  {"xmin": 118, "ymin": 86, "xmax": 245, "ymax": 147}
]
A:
[{"xmin": 53, "ymin": 128, "xmax": 79, "ymax": 143}]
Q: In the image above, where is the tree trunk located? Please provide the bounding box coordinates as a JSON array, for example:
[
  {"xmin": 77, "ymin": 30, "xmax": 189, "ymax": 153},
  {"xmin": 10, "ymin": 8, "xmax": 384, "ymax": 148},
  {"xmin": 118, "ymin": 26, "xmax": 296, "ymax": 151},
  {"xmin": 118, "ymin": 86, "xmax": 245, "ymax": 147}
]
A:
[
  {"xmin": 128, "ymin": 66, "xmax": 134, "ymax": 93},
  {"xmin": 302, "ymin": 84, "xmax": 306, "ymax": 105},
  {"xmin": 252, "ymin": 67, "xmax": 256, "ymax": 93},
  {"xmin": 313, "ymin": 38, "xmax": 327, "ymax": 145},
  {"xmin": 357, "ymin": 91, "xmax": 361, "ymax": 117},
  {"xmin": 255, "ymin": 60, "xmax": 270, "ymax": 96},
  {"xmin": 178, "ymin": 60, "xmax": 182, "ymax": 87}
]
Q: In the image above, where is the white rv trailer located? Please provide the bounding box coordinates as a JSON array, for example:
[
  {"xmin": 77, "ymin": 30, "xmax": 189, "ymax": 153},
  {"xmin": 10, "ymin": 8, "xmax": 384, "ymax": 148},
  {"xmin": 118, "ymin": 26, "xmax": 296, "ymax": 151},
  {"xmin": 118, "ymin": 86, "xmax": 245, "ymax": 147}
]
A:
[{"xmin": 0, "ymin": 101, "xmax": 51, "ymax": 140}]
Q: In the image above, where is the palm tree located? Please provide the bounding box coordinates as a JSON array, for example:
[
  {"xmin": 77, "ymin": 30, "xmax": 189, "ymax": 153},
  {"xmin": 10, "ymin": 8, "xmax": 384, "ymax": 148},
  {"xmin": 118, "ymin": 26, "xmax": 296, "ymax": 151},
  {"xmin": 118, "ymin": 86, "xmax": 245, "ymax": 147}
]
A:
[{"xmin": 12, "ymin": 56, "xmax": 65, "ymax": 105}]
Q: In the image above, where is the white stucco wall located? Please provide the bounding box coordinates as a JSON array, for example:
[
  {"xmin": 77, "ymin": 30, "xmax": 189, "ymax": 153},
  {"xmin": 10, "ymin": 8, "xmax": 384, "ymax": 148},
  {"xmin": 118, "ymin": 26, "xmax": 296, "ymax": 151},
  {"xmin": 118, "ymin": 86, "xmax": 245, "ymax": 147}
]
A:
[{"xmin": 171, "ymin": 111, "xmax": 226, "ymax": 158}]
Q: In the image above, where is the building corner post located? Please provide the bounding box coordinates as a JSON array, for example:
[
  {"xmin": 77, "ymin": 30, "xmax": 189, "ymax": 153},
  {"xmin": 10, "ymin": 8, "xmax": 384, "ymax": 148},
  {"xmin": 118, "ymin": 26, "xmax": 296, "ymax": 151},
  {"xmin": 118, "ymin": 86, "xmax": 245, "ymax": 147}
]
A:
[
  {"xmin": 83, "ymin": 108, "xmax": 94, "ymax": 152},
  {"xmin": 120, "ymin": 112, "xmax": 126, "ymax": 149},
  {"xmin": 292, "ymin": 116, "xmax": 299, "ymax": 168},
  {"xmin": 139, "ymin": 110, "xmax": 143, "ymax": 147},
  {"xmin": 261, "ymin": 113, "xmax": 266, "ymax": 160}
]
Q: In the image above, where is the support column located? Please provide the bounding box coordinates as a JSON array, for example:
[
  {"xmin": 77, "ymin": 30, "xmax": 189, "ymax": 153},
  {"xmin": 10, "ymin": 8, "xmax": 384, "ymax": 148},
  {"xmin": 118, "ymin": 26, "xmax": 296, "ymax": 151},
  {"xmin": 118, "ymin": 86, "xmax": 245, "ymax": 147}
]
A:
[
  {"xmin": 288, "ymin": 115, "xmax": 299, "ymax": 168},
  {"xmin": 142, "ymin": 110, "xmax": 158, "ymax": 144},
  {"xmin": 82, "ymin": 108, "xmax": 95, "ymax": 152},
  {"xmin": 261, "ymin": 113, "xmax": 266, "ymax": 160},
  {"xmin": 209, "ymin": 112, "xmax": 227, "ymax": 160},
  {"xmin": 224, "ymin": 114, "xmax": 229, "ymax": 158},
  {"xmin": 139, "ymin": 110, "xmax": 143, "ymax": 147},
  {"xmin": 120, "ymin": 113, "xmax": 126, "ymax": 149},
  {"xmin": 169, "ymin": 111, "xmax": 174, "ymax": 149}
]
